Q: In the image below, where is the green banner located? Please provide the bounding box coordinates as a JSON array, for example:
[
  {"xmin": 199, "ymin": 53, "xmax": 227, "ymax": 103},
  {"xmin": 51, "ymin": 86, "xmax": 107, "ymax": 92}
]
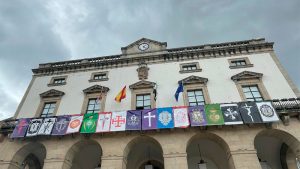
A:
[
  {"xmin": 80, "ymin": 113, "xmax": 99, "ymax": 133},
  {"xmin": 205, "ymin": 104, "xmax": 224, "ymax": 125}
]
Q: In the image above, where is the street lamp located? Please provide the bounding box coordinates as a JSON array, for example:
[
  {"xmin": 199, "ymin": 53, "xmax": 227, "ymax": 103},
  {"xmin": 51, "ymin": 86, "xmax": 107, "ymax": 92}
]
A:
[{"xmin": 197, "ymin": 144, "xmax": 207, "ymax": 169}]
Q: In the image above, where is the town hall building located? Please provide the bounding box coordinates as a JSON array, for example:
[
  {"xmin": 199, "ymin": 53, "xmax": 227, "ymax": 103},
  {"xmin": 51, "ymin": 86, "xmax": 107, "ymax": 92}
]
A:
[{"xmin": 0, "ymin": 38, "xmax": 300, "ymax": 169}]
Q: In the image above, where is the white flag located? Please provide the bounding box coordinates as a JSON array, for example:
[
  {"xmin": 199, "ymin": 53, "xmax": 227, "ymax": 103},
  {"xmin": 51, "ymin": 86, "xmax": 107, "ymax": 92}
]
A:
[
  {"xmin": 38, "ymin": 118, "xmax": 56, "ymax": 135},
  {"xmin": 66, "ymin": 115, "xmax": 83, "ymax": 134},
  {"xmin": 110, "ymin": 111, "xmax": 127, "ymax": 131},
  {"xmin": 256, "ymin": 102, "xmax": 279, "ymax": 122},
  {"xmin": 96, "ymin": 112, "xmax": 112, "ymax": 132},
  {"xmin": 26, "ymin": 119, "xmax": 43, "ymax": 137},
  {"xmin": 173, "ymin": 107, "xmax": 190, "ymax": 128}
]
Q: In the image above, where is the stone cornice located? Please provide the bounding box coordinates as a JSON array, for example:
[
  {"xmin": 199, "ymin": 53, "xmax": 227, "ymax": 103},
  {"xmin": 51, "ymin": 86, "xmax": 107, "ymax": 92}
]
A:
[
  {"xmin": 40, "ymin": 89, "xmax": 65, "ymax": 98},
  {"xmin": 32, "ymin": 38, "xmax": 274, "ymax": 76}
]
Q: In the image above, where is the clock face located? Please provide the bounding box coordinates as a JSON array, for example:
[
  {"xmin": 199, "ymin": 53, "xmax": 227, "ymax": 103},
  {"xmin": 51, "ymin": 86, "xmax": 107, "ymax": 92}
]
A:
[{"xmin": 138, "ymin": 43, "xmax": 149, "ymax": 51}]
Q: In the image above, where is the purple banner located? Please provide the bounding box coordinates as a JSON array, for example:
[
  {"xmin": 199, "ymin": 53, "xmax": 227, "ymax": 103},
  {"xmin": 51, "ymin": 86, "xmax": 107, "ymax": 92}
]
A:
[
  {"xmin": 52, "ymin": 116, "xmax": 70, "ymax": 135},
  {"xmin": 142, "ymin": 109, "xmax": 157, "ymax": 130},
  {"xmin": 126, "ymin": 110, "xmax": 142, "ymax": 130},
  {"xmin": 11, "ymin": 118, "xmax": 30, "ymax": 138},
  {"xmin": 188, "ymin": 105, "xmax": 207, "ymax": 126}
]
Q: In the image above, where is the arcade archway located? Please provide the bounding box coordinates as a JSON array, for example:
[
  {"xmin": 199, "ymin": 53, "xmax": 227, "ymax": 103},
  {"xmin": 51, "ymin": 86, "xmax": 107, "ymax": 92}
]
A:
[
  {"xmin": 123, "ymin": 136, "xmax": 164, "ymax": 169},
  {"xmin": 63, "ymin": 139, "xmax": 102, "ymax": 169},
  {"xmin": 186, "ymin": 132, "xmax": 233, "ymax": 169},
  {"xmin": 9, "ymin": 142, "xmax": 46, "ymax": 169},
  {"xmin": 255, "ymin": 129, "xmax": 300, "ymax": 169}
]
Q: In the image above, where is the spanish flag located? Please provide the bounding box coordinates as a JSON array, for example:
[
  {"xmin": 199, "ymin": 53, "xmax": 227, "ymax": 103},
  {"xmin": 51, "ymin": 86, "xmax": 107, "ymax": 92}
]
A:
[{"xmin": 115, "ymin": 86, "xmax": 126, "ymax": 102}]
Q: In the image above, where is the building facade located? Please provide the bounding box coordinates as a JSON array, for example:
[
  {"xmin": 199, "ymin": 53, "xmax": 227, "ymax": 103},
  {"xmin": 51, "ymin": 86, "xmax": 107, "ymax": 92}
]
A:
[{"xmin": 0, "ymin": 38, "xmax": 300, "ymax": 169}]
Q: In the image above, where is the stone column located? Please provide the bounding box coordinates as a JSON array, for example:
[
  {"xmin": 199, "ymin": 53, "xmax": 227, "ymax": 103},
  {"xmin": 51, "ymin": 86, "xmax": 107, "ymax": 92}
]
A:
[
  {"xmin": 43, "ymin": 159, "xmax": 70, "ymax": 169},
  {"xmin": 163, "ymin": 153, "xmax": 188, "ymax": 169},
  {"xmin": 100, "ymin": 155, "xmax": 124, "ymax": 169},
  {"xmin": 229, "ymin": 149, "xmax": 261, "ymax": 169}
]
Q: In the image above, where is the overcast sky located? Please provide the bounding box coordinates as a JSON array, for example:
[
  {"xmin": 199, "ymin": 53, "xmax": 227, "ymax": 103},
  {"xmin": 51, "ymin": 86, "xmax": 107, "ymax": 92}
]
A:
[{"xmin": 0, "ymin": 0, "xmax": 299, "ymax": 120}]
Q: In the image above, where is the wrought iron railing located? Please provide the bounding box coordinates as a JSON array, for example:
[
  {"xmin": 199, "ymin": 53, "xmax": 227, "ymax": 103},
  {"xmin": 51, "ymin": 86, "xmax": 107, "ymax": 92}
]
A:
[{"xmin": 0, "ymin": 98, "xmax": 299, "ymax": 134}]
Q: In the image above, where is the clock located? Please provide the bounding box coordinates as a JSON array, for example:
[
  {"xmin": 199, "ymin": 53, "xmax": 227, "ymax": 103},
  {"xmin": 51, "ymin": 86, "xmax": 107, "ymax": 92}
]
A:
[{"xmin": 138, "ymin": 43, "xmax": 149, "ymax": 51}]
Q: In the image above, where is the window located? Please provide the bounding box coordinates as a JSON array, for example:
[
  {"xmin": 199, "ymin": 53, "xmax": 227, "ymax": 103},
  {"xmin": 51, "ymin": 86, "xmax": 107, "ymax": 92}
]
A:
[
  {"xmin": 89, "ymin": 72, "xmax": 108, "ymax": 82},
  {"xmin": 41, "ymin": 102, "xmax": 56, "ymax": 117},
  {"xmin": 179, "ymin": 62, "xmax": 202, "ymax": 73},
  {"xmin": 86, "ymin": 98, "xmax": 100, "ymax": 114},
  {"xmin": 231, "ymin": 60, "xmax": 246, "ymax": 66},
  {"xmin": 53, "ymin": 78, "xmax": 66, "ymax": 84},
  {"xmin": 242, "ymin": 85, "xmax": 263, "ymax": 101},
  {"xmin": 136, "ymin": 94, "xmax": 151, "ymax": 110},
  {"xmin": 182, "ymin": 65, "xmax": 197, "ymax": 71},
  {"xmin": 48, "ymin": 76, "xmax": 67, "ymax": 86},
  {"xmin": 228, "ymin": 57, "xmax": 253, "ymax": 69},
  {"xmin": 187, "ymin": 90, "xmax": 205, "ymax": 106}
]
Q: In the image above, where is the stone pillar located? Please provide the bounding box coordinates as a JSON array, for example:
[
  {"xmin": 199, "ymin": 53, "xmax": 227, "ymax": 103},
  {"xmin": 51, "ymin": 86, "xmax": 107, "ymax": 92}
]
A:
[
  {"xmin": 43, "ymin": 159, "xmax": 70, "ymax": 169},
  {"xmin": 230, "ymin": 149, "xmax": 261, "ymax": 169},
  {"xmin": 164, "ymin": 153, "xmax": 188, "ymax": 169},
  {"xmin": 100, "ymin": 155, "xmax": 123, "ymax": 169}
]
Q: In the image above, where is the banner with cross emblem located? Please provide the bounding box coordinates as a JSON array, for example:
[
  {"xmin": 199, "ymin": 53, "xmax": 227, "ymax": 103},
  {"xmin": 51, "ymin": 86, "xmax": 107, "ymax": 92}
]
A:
[
  {"xmin": 220, "ymin": 103, "xmax": 243, "ymax": 125},
  {"xmin": 126, "ymin": 110, "xmax": 142, "ymax": 130},
  {"xmin": 37, "ymin": 117, "xmax": 56, "ymax": 135},
  {"xmin": 52, "ymin": 116, "xmax": 70, "ymax": 135},
  {"xmin": 80, "ymin": 113, "xmax": 99, "ymax": 133},
  {"xmin": 188, "ymin": 105, "xmax": 207, "ymax": 126},
  {"xmin": 142, "ymin": 109, "xmax": 157, "ymax": 130},
  {"xmin": 256, "ymin": 102, "xmax": 279, "ymax": 122},
  {"xmin": 110, "ymin": 111, "xmax": 127, "ymax": 131},
  {"xmin": 205, "ymin": 104, "xmax": 224, "ymax": 125},
  {"xmin": 26, "ymin": 119, "xmax": 43, "ymax": 137},
  {"xmin": 238, "ymin": 102, "xmax": 262, "ymax": 124},
  {"xmin": 157, "ymin": 107, "xmax": 174, "ymax": 129},
  {"xmin": 96, "ymin": 112, "xmax": 112, "ymax": 132},
  {"xmin": 11, "ymin": 118, "xmax": 30, "ymax": 138}
]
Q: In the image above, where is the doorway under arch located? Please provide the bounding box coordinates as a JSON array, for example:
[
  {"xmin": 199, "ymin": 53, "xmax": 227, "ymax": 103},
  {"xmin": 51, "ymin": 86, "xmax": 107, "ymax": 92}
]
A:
[
  {"xmin": 9, "ymin": 142, "xmax": 46, "ymax": 169},
  {"xmin": 255, "ymin": 129, "xmax": 300, "ymax": 169},
  {"xmin": 123, "ymin": 136, "xmax": 164, "ymax": 169},
  {"xmin": 63, "ymin": 139, "xmax": 102, "ymax": 169},
  {"xmin": 186, "ymin": 132, "xmax": 233, "ymax": 169}
]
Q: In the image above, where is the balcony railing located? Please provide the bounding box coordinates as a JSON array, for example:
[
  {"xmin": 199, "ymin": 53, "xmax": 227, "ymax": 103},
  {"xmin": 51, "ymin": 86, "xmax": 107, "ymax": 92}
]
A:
[{"xmin": 0, "ymin": 98, "xmax": 299, "ymax": 134}]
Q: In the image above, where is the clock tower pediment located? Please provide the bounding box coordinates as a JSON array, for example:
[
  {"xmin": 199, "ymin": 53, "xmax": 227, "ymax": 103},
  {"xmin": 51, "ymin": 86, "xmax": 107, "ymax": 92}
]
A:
[{"xmin": 121, "ymin": 38, "xmax": 167, "ymax": 55}]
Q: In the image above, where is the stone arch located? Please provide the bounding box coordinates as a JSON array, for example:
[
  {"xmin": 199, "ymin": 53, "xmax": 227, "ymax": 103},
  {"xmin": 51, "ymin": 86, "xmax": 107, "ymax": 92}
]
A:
[
  {"xmin": 123, "ymin": 136, "xmax": 164, "ymax": 169},
  {"xmin": 255, "ymin": 129, "xmax": 300, "ymax": 169},
  {"xmin": 186, "ymin": 132, "xmax": 234, "ymax": 169},
  {"xmin": 62, "ymin": 139, "xmax": 102, "ymax": 169},
  {"xmin": 8, "ymin": 142, "xmax": 46, "ymax": 169}
]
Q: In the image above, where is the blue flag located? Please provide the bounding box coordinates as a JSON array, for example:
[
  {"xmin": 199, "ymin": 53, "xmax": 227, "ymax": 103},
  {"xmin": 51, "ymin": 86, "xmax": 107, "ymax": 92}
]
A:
[{"xmin": 175, "ymin": 82, "xmax": 183, "ymax": 101}]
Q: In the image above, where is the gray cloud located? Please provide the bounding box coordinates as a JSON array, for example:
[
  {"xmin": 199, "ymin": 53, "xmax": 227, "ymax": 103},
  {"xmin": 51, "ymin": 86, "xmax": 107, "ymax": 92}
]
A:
[{"xmin": 0, "ymin": 0, "xmax": 299, "ymax": 120}]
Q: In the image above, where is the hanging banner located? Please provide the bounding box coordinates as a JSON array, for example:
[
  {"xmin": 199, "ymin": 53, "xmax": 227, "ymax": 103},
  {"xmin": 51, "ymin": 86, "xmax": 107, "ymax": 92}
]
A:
[
  {"xmin": 80, "ymin": 113, "xmax": 99, "ymax": 133},
  {"xmin": 173, "ymin": 106, "xmax": 190, "ymax": 128},
  {"xmin": 11, "ymin": 118, "xmax": 30, "ymax": 138},
  {"xmin": 52, "ymin": 116, "xmax": 70, "ymax": 136},
  {"xmin": 37, "ymin": 117, "xmax": 56, "ymax": 135},
  {"xmin": 26, "ymin": 119, "xmax": 43, "ymax": 137},
  {"xmin": 142, "ymin": 109, "xmax": 157, "ymax": 130},
  {"xmin": 238, "ymin": 102, "xmax": 262, "ymax": 123},
  {"xmin": 126, "ymin": 110, "xmax": 142, "ymax": 130},
  {"xmin": 188, "ymin": 105, "xmax": 207, "ymax": 126},
  {"xmin": 157, "ymin": 107, "xmax": 174, "ymax": 129},
  {"xmin": 256, "ymin": 102, "xmax": 280, "ymax": 122},
  {"xmin": 220, "ymin": 104, "xmax": 243, "ymax": 125},
  {"xmin": 205, "ymin": 104, "xmax": 224, "ymax": 125},
  {"xmin": 110, "ymin": 111, "xmax": 127, "ymax": 131},
  {"xmin": 66, "ymin": 115, "xmax": 83, "ymax": 134},
  {"xmin": 96, "ymin": 112, "xmax": 112, "ymax": 132}
]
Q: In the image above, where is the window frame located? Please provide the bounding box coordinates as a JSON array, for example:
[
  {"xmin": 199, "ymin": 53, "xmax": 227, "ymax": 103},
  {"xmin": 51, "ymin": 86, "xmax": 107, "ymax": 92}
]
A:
[
  {"xmin": 40, "ymin": 102, "xmax": 57, "ymax": 117},
  {"xmin": 85, "ymin": 98, "xmax": 101, "ymax": 114},
  {"xmin": 183, "ymin": 84, "xmax": 210, "ymax": 106},
  {"xmin": 48, "ymin": 76, "xmax": 67, "ymax": 86},
  {"xmin": 242, "ymin": 85, "xmax": 264, "ymax": 102},
  {"xmin": 186, "ymin": 89, "xmax": 206, "ymax": 106},
  {"xmin": 135, "ymin": 93, "xmax": 152, "ymax": 110},
  {"xmin": 179, "ymin": 62, "xmax": 202, "ymax": 73},
  {"xmin": 228, "ymin": 57, "xmax": 253, "ymax": 69},
  {"xmin": 35, "ymin": 97, "xmax": 62, "ymax": 117},
  {"xmin": 81, "ymin": 92, "xmax": 107, "ymax": 114},
  {"xmin": 89, "ymin": 71, "xmax": 109, "ymax": 82}
]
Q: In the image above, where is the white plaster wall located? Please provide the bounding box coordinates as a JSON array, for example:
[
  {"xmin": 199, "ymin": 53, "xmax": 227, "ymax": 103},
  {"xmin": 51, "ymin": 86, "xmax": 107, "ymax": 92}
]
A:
[{"xmin": 17, "ymin": 52, "xmax": 297, "ymax": 118}]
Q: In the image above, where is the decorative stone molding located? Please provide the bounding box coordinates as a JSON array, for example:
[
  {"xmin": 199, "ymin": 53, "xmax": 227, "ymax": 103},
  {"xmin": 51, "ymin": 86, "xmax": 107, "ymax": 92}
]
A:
[
  {"xmin": 137, "ymin": 61, "xmax": 149, "ymax": 80},
  {"xmin": 83, "ymin": 85, "xmax": 110, "ymax": 94},
  {"xmin": 231, "ymin": 71, "xmax": 263, "ymax": 82},
  {"xmin": 178, "ymin": 75, "xmax": 208, "ymax": 85},
  {"xmin": 129, "ymin": 80, "xmax": 156, "ymax": 90},
  {"xmin": 40, "ymin": 89, "xmax": 65, "ymax": 98},
  {"xmin": 228, "ymin": 57, "xmax": 253, "ymax": 69},
  {"xmin": 121, "ymin": 38, "xmax": 167, "ymax": 55},
  {"xmin": 32, "ymin": 38, "xmax": 274, "ymax": 76}
]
